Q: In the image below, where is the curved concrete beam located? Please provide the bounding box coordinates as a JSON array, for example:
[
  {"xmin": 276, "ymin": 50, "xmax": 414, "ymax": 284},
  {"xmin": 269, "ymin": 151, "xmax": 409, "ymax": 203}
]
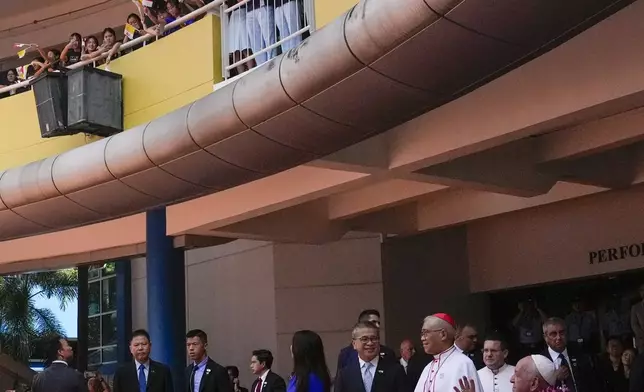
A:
[{"xmin": 0, "ymin": 0, "xmax": 633, "ymax": 241}]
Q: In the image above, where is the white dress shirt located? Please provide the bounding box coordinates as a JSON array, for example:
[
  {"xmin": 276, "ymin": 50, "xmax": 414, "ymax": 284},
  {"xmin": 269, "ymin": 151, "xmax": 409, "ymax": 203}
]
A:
[
  {"xmin": 547, "ymin": 347, "xmax": 577, "ymax": 388},
  {"xmin": 414, "ymin": 346, "xmax": 483, "ymax": 392},
  {"xmin": 400, "ymin": 358, "xmax": 408, "ymax": 374},
  {"xmin": 477, "ymin": 364, "xmax": 514, "ymax": 392},
  {"xmin": 255, "ymin": 369, "xmax": 270, "ymax": 392}
]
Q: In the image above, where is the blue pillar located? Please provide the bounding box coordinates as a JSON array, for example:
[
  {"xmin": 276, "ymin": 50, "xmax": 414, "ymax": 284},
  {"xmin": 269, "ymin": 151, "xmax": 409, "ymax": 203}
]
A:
[
  {"xmin": 116, "ymin": 260, "xmax": 132, "ymax": 364},
  {"xmin": 146, "ymin": 208, "xmax": 186, "ymax": 392}
]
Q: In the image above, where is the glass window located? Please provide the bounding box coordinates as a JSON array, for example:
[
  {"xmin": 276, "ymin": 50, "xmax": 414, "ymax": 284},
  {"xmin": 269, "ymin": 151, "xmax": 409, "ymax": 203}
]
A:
[
  {"xmin": 87, "ymin": 261, "xmax": 119, "ymax": 366},
  {"xmin": 88, "ymin": 282, "xmax": 100, "ymax": 316},
  {"xmin": 102, "ymin": 277, "xmax": 117, "ymax": 313},
  {"xmin": 88, "ymin": 317, "xmax": 100, "ymax": 347},
  {"xmin": 102, "ymin": 346, "xmax": 117, "ymax": 363},
  {"xmin": 104, "ymin": 263, "xmax": 116, "ymax": 277},
  {"xmin": 88, "ymin": 349, "xmax": 101, "ymax": 366},
  {"xmin": 101, "ymin": 313, "xmax": 117, "ymax": 346}
]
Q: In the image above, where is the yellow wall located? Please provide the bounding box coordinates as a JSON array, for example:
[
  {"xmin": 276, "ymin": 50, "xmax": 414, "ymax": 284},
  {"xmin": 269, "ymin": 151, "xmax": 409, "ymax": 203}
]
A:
[
  {"xmin": 0, "ymin": 14, "xmax": 222, "ymax": 171},
  {"xmin": 315, "ymin": 0, "xmax": 357, "ymax": 29},
  {"xmin": 0, "ymin": 92, "xmax": 95, "ymax": 171},
  {"xmin": 107, "ymin": 15, "xmax": 221, "ymax": 129}
]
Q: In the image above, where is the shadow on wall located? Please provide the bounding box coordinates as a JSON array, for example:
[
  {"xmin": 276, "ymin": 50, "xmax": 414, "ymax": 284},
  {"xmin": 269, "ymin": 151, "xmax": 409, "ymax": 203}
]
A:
[{"xmin": 382, "ymin": 226, "xmax": 491, "ymax": 349}]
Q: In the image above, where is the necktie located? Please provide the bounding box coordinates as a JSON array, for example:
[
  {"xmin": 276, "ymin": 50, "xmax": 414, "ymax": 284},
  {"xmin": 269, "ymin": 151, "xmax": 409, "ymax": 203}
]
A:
[
  {"xmin": 191, "ymin": 365, "xmax": 199, "ymax": 392},
  {"xmin": 255, "ymin": 378, "xmax": 262, "ymax": 392},
  {"xmin": 558, "ymin": 354, "xmax": 576, "ymax": 392},
  {"xmin": 138, "ymin": 364, "xmax": 147, "ymax": 392},
  {"xmin": 362, "ymin": 362, "xmax": 374, "ymax": 392}
]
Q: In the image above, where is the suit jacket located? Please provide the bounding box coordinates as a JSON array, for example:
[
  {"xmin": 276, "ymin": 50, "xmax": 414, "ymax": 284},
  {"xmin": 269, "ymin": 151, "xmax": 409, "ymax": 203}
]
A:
[
  {"xmin": 461, "ymin": 349, "xmax": 484, "ymax": 370},
  {"xmin": 405, "ymin": 352, "xmax": 431, "ymax": 392},
  {"xmin": 186, "ymin": 358, "xmax": 234, "ymax": 392},
  {"xmin": 629, "ymin": 353, "xmax": 644, "ymax": 392},
  {"xmin": 631, "ymin": 302, "xmax": 644, "ymax": 352},
  {"xmin": 32, "ymin": 362, "xmax": 87, "ymax": 392},
  {"xmin": 250, "ymin": 371, "xmax": 286, "ymax": 392},
  {"xmin": 540, "ymin": 347, "xmax": 599, "ymax": 392},
  {"xmin": 334, "ymin": 357, "xmax": 406, "ymax": 392},
  {"xmin": 113, "ymin": 360, "xmax": 174, "ymax": 392},
  {"xmin": 337, "ymin": 345, "xmax": 397, "ymax": 375}
]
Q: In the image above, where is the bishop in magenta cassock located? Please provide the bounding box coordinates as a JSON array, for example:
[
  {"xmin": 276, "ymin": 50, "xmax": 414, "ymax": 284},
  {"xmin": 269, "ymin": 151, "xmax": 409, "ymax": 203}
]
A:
[{"xmin": 414, "ymin": 313, "xmax": 483, "ymax": 392}]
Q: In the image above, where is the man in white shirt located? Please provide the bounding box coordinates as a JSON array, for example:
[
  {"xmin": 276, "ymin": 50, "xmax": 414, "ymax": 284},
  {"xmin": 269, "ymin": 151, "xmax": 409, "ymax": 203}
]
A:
[
  {"xmin": 399, "ymin": 339, "xmax": 415, "ymax": 374},
  {"xmin": 413, "ymin": 313, "xmax": 483, "ymax": 392},
  {"xmin": 477, "ymin": 333, "xmax": 514, "ymax": 392}
]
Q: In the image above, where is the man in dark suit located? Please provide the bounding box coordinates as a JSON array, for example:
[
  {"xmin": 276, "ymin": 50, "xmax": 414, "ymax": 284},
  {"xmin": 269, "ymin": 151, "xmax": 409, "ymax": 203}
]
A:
[
  {"xmin": 540, "ymin": 318, "xmax": 600, "ymax": 392},
  {"xmin": 113, "ymin": 329, "xmax": 174, "ymax": 392},
  {"xmin": 186, "ymin": 329, "xmax": 233, "ymax": 392},
  {"xmin": 249, "ymin": 349, "xmax": 286, "ymax": 392},
  {"xmin": 32, "ymin": 336, "xmax": 86, "ymax": 392},
  {"xmin": 629, "ymin": 352, "xmax": 644, "ymax": 392},
  {"xmin": 337, "ymin": 310, "xmax": 397, "ymax": 375},
  {"xmin": 335, "ymin": 321, "xmax": 406, "ymax": 392}
]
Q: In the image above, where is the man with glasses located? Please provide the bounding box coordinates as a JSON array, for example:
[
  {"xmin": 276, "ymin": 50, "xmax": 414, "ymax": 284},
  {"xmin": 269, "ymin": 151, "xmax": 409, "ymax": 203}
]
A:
[
  {"xmin": 413, "ymin": 313, "xmax": 482, "ymax": 392},
  {"xmin": 337, "ymin": 310, "xmax": 397, "ymax": 374},
  {"xmin": 477, "ymin": 333, "xmax": 514, "ymax": 392},
  {"xmin": 539, "ymin": 317, "xmax": 599, "ymax": 392},
  {"xmin": 334, "ymin": 321, "xmax": 406, "ymax": 392}
]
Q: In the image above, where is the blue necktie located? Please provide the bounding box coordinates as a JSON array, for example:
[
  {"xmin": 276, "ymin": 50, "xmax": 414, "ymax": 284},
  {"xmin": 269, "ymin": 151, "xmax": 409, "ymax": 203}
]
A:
[
  {"xmin": 138, "ymin": 364, "xmax": 147, "ymax": 392},
  {"xmin": 362, "ymin": 362, "xmax": 373, "ymax": 392},
  {"xmin": 191, "ymin": 365, "xmax": 199, "ymax": 392}
]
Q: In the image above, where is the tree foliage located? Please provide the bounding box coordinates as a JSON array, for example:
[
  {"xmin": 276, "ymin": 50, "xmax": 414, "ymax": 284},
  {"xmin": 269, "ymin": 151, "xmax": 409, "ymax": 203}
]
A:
[{"xmin": 0, "ymin": 270, "xmax": 78, "ymax": 363}]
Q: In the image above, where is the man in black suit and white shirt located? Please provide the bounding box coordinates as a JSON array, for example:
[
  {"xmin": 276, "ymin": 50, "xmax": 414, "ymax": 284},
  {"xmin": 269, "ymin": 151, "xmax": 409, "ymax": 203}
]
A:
[
  {"xmin": 185, "ymin": 329, "xmax": 233, "ymax": 392},
  {"xmin": 113, "ymin": 329, "xmax": 174, "ymax": 392},
  {"xmin": 540, "ymin": 318, "xmax": 599, "ymax": 392},
  {"xmin": 335, "ymin": 322, "xmax": 406, "ymax": 392},
  {"xmin": 250, "ymin": 350, "xmax": 286, "ymax": 392},
  {"xmin": 32, "ymin": 336, "xmax": 86, "ymax": 392}
]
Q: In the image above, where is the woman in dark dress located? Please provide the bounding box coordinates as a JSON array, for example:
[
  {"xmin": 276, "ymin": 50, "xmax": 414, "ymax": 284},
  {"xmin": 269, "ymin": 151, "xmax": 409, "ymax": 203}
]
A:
[
  {"xmin": 598, "ymin": 338, "xmax": 628, "ymax": 392},
  {"xmin": 288, "ymin": 331, "xmax": 331, "ymax": 392}
]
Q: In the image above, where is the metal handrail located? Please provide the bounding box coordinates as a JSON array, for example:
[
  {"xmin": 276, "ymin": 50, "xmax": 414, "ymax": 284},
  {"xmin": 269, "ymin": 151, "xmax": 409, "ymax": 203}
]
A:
[{"xmin": 0, "ymin": 0, "xmax": 224, "ymax": 96}]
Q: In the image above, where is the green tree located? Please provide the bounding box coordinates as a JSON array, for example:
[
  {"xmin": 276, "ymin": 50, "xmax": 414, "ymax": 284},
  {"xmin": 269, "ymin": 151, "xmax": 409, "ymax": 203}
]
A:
[{"xmin": 0, "ymin": 270, "xmax": 78, "ymax": 363}]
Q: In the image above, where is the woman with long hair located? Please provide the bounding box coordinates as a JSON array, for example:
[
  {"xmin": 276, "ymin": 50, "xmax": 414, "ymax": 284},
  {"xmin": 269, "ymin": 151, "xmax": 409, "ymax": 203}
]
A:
[{"xmin": 289, "ymin": 330, "xmax": 331, "ymax": 392}]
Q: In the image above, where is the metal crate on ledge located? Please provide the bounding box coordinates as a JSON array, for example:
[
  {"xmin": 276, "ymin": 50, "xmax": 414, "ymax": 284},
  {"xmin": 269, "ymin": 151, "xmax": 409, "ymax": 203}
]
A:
[
  {"xmin": 67, "ymin": 66, "xmax": 123, "ymax": 137},
  {"xmin": 32, "ymin": 72, "xmax": 74, "ymax": 138}
]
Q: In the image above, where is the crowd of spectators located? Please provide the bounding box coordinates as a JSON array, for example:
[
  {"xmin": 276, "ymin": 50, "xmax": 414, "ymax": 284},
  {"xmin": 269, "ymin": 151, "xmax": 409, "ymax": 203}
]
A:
[
  {"xmin": 0, "ymin": 0, "xmax": 312, "ymax": 100},
  {"xmin": 0, "ymin": 0, "xmax": 209, "ymax": 99}
]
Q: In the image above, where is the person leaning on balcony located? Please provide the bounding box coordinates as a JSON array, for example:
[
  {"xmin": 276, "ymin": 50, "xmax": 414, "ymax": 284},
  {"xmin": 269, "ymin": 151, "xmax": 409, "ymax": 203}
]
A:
[
  {"xmin": 274, "ymin": 0, "xmax": 302, "ymax": 53},
  {"xmin": 246, "ymin": 0, "xmax": 276, "ymax": 65},
  {"xmin": 0, "ymin": 69, "xmax": 27, "ymax": 99},
  {"xmin": 227, "ymin": 0, "xmax": 256, "ymax": 77},
  {"xmin": 165, "ymin": 0, "xmax": 196, "ymax": 33},
  {"xmin": 82, "ymin": 28, "xmax": 122, "ymax": 66},
  {"xmin": 61, "ymin": 33, "xmax": 83, "ymax": 67}
]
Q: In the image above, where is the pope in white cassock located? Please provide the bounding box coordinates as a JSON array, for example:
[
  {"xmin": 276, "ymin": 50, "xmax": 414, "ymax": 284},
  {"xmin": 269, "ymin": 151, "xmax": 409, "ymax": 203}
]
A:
[
  {"xmin": 477, "ymin": 334, "xmax": 514, "ymax": 392},
  {"xmin": 414, "ymin": 313, "xmax": 483, "ymax": 392}
]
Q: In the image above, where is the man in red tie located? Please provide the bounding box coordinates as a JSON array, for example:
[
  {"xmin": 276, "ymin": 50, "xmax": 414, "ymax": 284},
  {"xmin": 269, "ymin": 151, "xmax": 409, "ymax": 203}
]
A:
[{"xmin": 250, "ymin": 350, "xmax": 286, "ymax": 392}]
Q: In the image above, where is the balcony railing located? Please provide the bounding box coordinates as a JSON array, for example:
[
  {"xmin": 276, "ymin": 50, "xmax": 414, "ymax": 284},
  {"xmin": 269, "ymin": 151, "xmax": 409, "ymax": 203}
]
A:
[
  {"xmin": 0, "ymin": 0, "xmax": 316, "ymax": 95},
  {"xmin": 0, "ymin": 0, "xmax": 225, "ymax": 97},
  {"xmin": 220, "ymin": 0, "xmax": 314, "ymax": 79}
]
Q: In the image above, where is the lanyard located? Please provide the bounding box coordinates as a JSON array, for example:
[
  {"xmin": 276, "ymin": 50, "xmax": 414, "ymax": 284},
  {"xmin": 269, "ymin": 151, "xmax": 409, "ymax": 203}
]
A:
[{"xmin": 423, "ymin": 347, "xmax": 456, "ymax": 392}]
